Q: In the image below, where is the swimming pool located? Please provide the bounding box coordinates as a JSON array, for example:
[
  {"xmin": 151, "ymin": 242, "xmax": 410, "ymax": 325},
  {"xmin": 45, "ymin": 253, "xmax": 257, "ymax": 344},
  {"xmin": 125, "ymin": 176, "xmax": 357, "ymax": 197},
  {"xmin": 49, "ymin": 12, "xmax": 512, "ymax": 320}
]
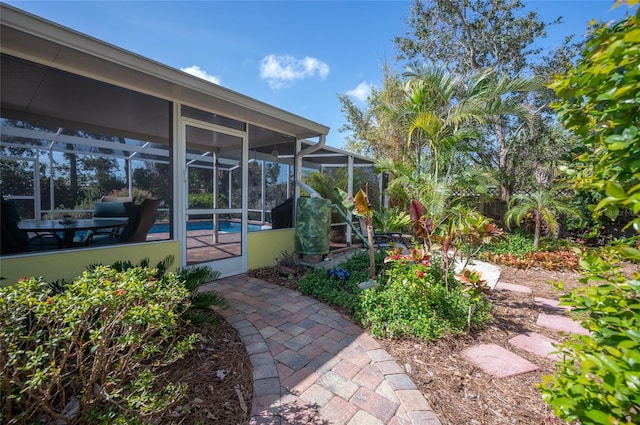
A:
[{"xmin": 149, "ymin": 220, "xmax": 265, "ymax": 234}]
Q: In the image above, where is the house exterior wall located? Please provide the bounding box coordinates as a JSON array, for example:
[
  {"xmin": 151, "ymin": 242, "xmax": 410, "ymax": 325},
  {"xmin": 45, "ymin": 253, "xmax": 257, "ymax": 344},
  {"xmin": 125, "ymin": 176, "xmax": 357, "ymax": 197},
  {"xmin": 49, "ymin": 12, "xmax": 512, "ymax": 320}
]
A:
[
  {"xmin": 247, "ymin": 229, "xmax": 295, "ymax": 270},
  {"xmin": 0, "ymin": 241, "xmax": 180, "ymax": 286}
]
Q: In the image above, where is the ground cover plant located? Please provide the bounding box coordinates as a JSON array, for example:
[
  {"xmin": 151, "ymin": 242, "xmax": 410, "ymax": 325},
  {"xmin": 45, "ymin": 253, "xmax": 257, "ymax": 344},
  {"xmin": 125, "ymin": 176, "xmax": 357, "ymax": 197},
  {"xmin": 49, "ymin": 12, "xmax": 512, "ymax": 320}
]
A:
[
  {"xmin": 480, "ymin": 231, "xmax": 582, "ymax": 271},
  {"xmin": 358, "ymin": 251, "xmax": 493, "ymax": 340},
  {"xmin": 299, "ymin": 250, "xmax": 382, "ymax": 316},
  {"xmin": 299, "ymin": 249, "xmax": 493, "ymax": 341}
]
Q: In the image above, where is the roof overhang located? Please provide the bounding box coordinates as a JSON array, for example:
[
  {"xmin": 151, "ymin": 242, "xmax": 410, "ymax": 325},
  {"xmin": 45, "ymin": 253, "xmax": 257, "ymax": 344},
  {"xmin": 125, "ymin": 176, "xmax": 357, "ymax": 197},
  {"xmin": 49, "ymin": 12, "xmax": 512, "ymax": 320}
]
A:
[{"xmin": 0, "ymin": 4, "xmax": 329, "ymax": 141}]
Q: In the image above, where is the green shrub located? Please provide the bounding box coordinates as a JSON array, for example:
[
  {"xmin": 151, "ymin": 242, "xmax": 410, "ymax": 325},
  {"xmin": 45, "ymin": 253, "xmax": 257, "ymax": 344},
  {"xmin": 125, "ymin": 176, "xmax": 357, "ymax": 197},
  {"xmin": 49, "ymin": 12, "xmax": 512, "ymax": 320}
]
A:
[
  {"xmin": 481, "ymin": 230, "xmax": 536, "ymax": 258},
  {"xmin": 188, "ymin": 193, "xmax": 215, "ymax": 209},
  {"xmin": 89, "ymin": 255, "xmax": 227, "ymax": 325},
  {"xmin": 299, "ymin": 269, "xmax": 363, "ymax": 314},
  {"xmin": 538, "ymin": 237, "xmax": 579, "ymax": 252},
  {"xmin": 540, "ymin": 6, "xmax": 640, "ymax": 423},
  {"xmin": 357, "ymin": 258, "xmax": 492, "ymax": 340},
  {"xmin": 539, "ymin": 253, "xmax": 640, "ymax": 424},
  {"xmin": 0, "ymin": 266, "xmax": 197, "ymax": 424},
  {"xmin": 298, "ymin": 251, "xmax": 383, "ymax": 315}
]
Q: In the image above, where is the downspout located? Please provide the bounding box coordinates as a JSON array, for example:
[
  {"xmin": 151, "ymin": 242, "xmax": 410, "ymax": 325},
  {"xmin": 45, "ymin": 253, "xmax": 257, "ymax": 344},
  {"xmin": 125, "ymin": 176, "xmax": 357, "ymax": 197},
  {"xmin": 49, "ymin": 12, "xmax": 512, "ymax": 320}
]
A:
[{"xmin": 295, "ymin": 134, "xmax": 327, "ymax": 198}]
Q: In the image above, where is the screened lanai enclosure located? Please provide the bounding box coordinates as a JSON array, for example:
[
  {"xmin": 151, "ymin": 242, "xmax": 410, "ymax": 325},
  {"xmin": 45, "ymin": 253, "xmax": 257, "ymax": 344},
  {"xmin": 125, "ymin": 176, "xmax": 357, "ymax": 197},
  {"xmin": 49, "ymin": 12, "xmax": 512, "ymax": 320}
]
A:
[
  {"xmin": 1, "ymin": 106, "xmax": 377, "ymax": 265},
  {"xmin": 0, "ymin": 4, "xmax": 378, "ymax": 282}
]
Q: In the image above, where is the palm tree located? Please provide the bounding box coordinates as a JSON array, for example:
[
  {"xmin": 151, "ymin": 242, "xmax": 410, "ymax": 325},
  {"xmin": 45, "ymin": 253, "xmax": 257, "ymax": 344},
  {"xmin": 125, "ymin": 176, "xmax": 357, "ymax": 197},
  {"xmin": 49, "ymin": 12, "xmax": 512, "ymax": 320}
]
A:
[
  {"xmin": 504, "ymin": 187, "xmax": 581, "ymax": 248},
  {"xmin": 393, "ymin": 63, "xmax": 482, "ymax": 220},
  {"xmin": 461, "ymin": 68, "xmax": 545, "ymax": 202}
]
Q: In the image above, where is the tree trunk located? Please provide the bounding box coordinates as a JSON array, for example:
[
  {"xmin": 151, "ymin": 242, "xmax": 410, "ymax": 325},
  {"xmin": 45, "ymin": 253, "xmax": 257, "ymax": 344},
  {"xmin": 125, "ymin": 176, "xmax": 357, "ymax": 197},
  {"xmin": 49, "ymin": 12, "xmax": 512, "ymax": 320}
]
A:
[
  {"xmin": 533, "ymin": 216, "xmax": 541, "ymax": 248},
  {"xmin": 495, "ymin": 122, "xmax": 510, "ymax": 203}
]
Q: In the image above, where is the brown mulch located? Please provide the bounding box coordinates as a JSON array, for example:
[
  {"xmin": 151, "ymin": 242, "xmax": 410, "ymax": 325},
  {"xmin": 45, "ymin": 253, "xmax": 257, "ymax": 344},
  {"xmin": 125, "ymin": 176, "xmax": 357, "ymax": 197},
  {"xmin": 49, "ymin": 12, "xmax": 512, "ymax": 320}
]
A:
[
  {"xmin": 169, "ymin": 261, "xmax": 637, "ymax": 425},
  {"xmin": 155, "ymin": 318, "xmax": 253, "ymax": 425}
]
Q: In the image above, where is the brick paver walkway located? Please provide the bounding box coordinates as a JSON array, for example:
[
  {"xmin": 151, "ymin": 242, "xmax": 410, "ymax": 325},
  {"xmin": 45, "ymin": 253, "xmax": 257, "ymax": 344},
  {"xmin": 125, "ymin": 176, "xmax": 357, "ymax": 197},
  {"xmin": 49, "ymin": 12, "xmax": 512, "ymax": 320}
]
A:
[{"xmin": 203, "ymin": 274, "xmax": 441, "ymax": 425}]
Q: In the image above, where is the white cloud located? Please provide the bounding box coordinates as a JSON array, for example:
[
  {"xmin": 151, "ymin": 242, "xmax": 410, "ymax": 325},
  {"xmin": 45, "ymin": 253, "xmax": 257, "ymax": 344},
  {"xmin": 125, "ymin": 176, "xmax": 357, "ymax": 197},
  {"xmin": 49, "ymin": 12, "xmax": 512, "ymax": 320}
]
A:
[
  {"xmin": 180, "ymin": 65, "xmax": 221, "ymax": 85},
  {"xmin": 346, "ymin": 81, "xmax": 372, "ymax": 102},
  {"xmin": 259, "ymin": 54, "xmax": 329, "ymax": 89}
]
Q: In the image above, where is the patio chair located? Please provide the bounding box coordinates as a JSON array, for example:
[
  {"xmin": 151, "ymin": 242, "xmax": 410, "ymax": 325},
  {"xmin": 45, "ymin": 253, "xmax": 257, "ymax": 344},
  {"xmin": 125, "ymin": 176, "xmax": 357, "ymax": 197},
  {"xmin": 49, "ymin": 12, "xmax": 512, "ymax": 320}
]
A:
[
  {"xmin": 78, "ymin": 201, "xmax": 135, "ymax": 245},
  {"xmin": 125, "ymin": 198, "xmax": 161, "ymax": 242},
  {"xmin": 1, "ymin": 198, "xmax": 61, "ymax": 253},
  {"xmin": 84, "ymin": 199, "xmax": 161, "ymax": 245},
  {"xmin": 81, "ymin": 199, "xmax": 160, "ymax": 245}
]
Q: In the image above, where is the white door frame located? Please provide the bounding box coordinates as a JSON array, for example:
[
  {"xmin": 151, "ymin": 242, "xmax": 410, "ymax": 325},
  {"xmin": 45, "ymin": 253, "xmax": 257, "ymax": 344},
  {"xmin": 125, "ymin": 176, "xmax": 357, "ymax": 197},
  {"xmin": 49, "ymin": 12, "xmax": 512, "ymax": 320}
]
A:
[{"xmin": 176, "ymin": 115, "xmax": 248, "ymax": 277}]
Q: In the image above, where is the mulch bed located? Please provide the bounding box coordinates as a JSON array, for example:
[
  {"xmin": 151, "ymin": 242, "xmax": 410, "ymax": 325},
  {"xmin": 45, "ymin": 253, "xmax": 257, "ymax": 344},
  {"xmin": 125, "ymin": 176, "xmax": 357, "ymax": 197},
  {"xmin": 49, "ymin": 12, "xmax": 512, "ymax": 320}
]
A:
[{"xmin": 155, "ymin": 318, "xmax": 253, "ymax": 425}]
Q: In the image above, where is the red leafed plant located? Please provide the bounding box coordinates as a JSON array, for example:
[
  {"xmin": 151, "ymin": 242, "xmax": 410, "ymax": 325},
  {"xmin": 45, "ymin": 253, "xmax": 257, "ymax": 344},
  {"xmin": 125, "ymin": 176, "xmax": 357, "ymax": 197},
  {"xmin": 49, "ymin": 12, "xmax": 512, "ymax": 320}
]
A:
[
  {"xmin": 482, "ymin": 250, "xmax": 580, "ymax": 271},
  {"xmin": 409, "ymin": 200, "xmax": 433, "ymax": 249}
]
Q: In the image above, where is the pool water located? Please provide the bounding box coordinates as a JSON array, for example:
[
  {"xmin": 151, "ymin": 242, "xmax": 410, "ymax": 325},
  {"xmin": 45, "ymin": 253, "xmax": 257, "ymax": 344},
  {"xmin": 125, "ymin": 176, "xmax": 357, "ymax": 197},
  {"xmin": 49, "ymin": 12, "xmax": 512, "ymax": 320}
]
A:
[{"xmin": 149, "ymin": 220, "xmax": 264, "ymax": 234}]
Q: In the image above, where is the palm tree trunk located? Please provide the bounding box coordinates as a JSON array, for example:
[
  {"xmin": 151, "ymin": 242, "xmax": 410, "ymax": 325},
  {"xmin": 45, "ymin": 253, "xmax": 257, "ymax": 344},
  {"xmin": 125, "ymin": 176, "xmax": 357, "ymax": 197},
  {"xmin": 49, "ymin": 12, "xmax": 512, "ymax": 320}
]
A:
[
  {"xmin": 496, "ymin": 122, "xmax": 510, "ymax": 203},
  {"xmin": 534, "ymin": 217, "xmax": 541, "ymax": 248}
]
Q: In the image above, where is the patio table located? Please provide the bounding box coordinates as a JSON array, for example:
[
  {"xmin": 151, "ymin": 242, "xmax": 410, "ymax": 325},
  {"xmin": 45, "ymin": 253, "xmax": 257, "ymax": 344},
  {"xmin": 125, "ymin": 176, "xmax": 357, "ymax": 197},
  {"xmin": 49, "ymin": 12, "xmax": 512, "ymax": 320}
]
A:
[{"xmin": 17, "ymin": 219, "xmax": 128, "ymax": 248}]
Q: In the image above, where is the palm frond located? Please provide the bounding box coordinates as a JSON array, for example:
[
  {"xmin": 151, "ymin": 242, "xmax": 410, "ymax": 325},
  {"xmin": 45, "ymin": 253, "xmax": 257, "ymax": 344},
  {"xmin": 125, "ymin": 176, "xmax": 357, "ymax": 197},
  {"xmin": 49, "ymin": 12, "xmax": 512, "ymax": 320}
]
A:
[
  {"xmin": 179, "ymin": 266, "xmax": 221, "ymax": 292},
  {"xmin": 181, "ymin": 309, "xmax": 222, "ymax": 325},
  {"xmin": 190, "ymin": 291, "xmax": 228, "ymax": 309}
]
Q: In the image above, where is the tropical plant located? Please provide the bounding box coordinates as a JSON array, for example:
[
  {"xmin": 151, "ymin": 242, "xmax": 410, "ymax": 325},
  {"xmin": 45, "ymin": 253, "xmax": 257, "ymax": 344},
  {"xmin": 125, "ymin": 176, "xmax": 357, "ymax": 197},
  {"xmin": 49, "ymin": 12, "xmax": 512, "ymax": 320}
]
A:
[
  {"xmin": 408, "ymin": 200, "xmax": 503, "ymax": 286},
  {"xmin": 335, "ymin": 187, "xmax": 376, "ymax": 281},
  {"xmin": 373, "ymin": 206, "xmax": 411, "ymax": 233},
  {"xmin": 504, "ymin": 187, "xmax": 581, "ymax": 248},
  {"xmin": 454, "ymin": 268, "xmax": 492, "ymax": 330},
  {"xmin": 461, "ymin": 68, "xmax": 544, "ymax": 201},
  {"xmin": 358, "ymin": 252, "xmax": 492, "ymax": 340},
  {"xmin": 394, "ymin": 0, "xmax": 577, "ymax": 203},
  {"xmin": 453, "ymin": 208, "xmax": 505, "ymax": 268},
  {"xmin": 539, "ymin": 5, "xmax": 640, "ymax": 424},
  {"xmin": 176, "ymin": 266, "xmax": 226, "ymax": 324},
  {"xmin": 376, "ymin": 158, "xmax": 451, "ymax": 215},
  {"xmin": 397, "ymin": 64, "xmax": 479, "ymax": 214}
]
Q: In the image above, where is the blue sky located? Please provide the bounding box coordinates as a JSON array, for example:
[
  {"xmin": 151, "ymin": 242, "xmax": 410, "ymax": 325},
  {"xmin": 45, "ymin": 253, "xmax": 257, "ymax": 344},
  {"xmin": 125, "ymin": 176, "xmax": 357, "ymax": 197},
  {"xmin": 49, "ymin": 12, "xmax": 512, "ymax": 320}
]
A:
[{"xmin": 4, "ymin": 1, "xmax": 636, "ymax": 148}]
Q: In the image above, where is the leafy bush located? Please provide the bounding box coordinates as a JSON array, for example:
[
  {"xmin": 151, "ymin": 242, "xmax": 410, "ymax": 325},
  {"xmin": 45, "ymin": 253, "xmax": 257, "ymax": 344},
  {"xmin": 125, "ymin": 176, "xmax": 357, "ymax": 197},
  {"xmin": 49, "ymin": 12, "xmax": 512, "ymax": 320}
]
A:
[
  {"xmin": 542, "ymin": 7, "xmax": 640, "ymax": 422},
  {"xmin": 0, "ymin": 266, "xmax": 197, "ymax": 424},
  {"xmin": 357, "ymin": 257, "xmax": 493, "ymax": 340},
  {"xmin": 538, "ymin": 254, "xmax": 640, "ymax": 424},
  {"xmin": 480, "ymin": 230, "xmax": 536, "ymax": 258},
  {"xmin": 299, "ymin": 251, "xmax": 492, "ymax": 341},
  {"xmin": 89, "ymin": 255, "xmax": 226, "ymax": 325},
  {"xmin": 188, "ymin": 193, "xmax": 215, "ymax": 209},
  {"xmin": 298, "ymin": 251, "xmax": 380, "ymax": 315}
]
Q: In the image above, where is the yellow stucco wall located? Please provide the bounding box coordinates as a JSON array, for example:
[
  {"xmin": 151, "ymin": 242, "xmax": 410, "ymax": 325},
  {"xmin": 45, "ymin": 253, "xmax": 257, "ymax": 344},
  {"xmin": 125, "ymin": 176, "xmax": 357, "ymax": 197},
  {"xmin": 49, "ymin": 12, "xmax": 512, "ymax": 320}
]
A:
[
  {"xmin": 0, "ymin": 241, "xmax": 181, "ymax": 286},
  {"xmin": 247, "ymin": 229, "xmax": 295, "ymax": 270}
]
